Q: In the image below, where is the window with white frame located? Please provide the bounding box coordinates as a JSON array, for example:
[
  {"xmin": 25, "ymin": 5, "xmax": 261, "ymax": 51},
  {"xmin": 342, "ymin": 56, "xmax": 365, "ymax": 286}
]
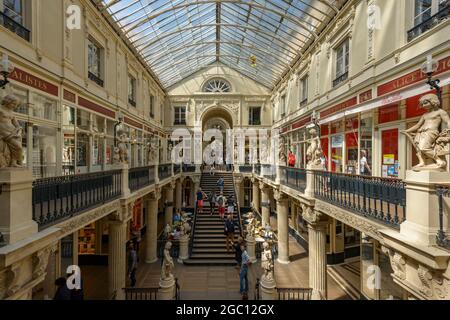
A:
[
  {"xmin": 128, "ymin": 75, "xmax": 136, "ymax": 106},
  {"xmin": 249, "ymin": 107, "xmax": 261, "ymax": 125},
  {"xmin": 174, "ymin": 106, "xmax": 186, "ymax": 125},
  {"xmin": 88, "ymin": 38, "xmax": 103, "ymax": 86},
  {"xmin": 414, "ymin": 0, "xmax": 448, "ymax": 26},
  {"xmin": 3, "ymin": 0, "xmax": 23, "ymax": 24},
  {"xmin": 334, "ymin": 38, "xmax": 350, "ymax": 87},
  {"xmin": 299, "ymin": 75, "xmax": 309, "ymax": 105}
]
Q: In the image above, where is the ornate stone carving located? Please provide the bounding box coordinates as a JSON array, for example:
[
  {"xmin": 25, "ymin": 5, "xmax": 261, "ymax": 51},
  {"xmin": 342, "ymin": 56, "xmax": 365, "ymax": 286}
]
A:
[
  {"xmin": 0, "ymin": 95, "xmax": 24, "ymax": 168},
  {"xmin": 151, "ymin": 187, "xmax": 162, "ymax": 201},
  {"xmin": 417, "ymin": 265, "xmax": 433, "ymax": 297},
  {"xmin": 382, "ymin": 246, "xmax": 406, "ymax": 282},
  {"xmin": 306, "ymin": 128, "xmax": 322, "ymax": 167},
  {"xmin": 114, "ymin": 124, "xmax": 129, "ymax": 164},
  {"xmin": 401, "ymin": 94, "xmax": 450, "ymax": 171},
  {"xmin": 300, "ymin": 203, "xmax": 322, "ymax": 224},
  {"xmin": 246, "ymin": 212, "xmax": 258, "ymax": 239},
  {"xmin": 161, "ymin": 241, "xmax": 174, "ymax": 281},
  {"xmin": 5, "ymin": 262, "xmax": 21, "ymax": 297},
  {"xmin": 32, "ymin": 246, "xmax": 53, "ymax": 280},
  {"xmin": 315, "ymin": 201, "xmax": 382, "ymax": 240}
]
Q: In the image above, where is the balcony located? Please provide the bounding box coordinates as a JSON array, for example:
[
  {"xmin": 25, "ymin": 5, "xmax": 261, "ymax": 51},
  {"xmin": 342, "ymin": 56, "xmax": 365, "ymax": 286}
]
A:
[
  {"xmin": 407, "ymin": 6, "xmax": 450, "ymax": 42},
  {"xmin": 239, "ymin": 165, "xmax": 253, "ymax": 173},
  {"xmin": 32, "ymin": 170, "xmax": 122, "ymax": 229},
  {"xmin": 0, "ymin": 12, "xmax": 30, "ymax": 41},
  {"xmin": 158, "ymin": 163, "xmax": 172, "ymax": 180},
  {"xmin": 88, "ymin": 71, "xmax": 104, "ymax": 87},
  {"xmin": 280, "ymin": 167, "xmax": 307, "ymax": 193},
  {"xmin": 333, "ymin": 71, "xmax": 348, "ymax": 87},
  {"xmin": 128, "ymin": 166, "xmax": 154, "ymax": 192}
]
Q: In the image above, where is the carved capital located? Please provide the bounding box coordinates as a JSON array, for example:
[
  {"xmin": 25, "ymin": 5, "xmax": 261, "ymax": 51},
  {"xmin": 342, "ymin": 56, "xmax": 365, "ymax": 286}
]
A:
[
  {"xmin": 273, "ymin": 189, "xmax": 288, "ymax": 203},
  {"xmin": 301, "ymin": 203, "xmax": 323, "ymax": 225},
  {"xmin": 151, "ymin": 187, "xmax": 162, "ymax": 201}
]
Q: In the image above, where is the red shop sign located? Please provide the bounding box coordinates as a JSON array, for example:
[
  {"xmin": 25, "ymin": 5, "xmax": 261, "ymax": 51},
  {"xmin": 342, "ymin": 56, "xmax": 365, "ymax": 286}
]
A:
[
  {"xmin": 125, "ymin": 117, "xmax": 143, "ymax": 129},
  {"xmin": 78, "ymin": 96, "xmax": 115, "ymax": 118},
  {"xmin": 377, "ymin": 56, "xmax": 450, "ymax": 96},
  {"xmin": 320, "ymin": 97, "xmax": 358, "ymax": 118},
  {"xmin": 10, "ymin": 67, "xmax": 59, "ymax": 97},
  {"xmin": 292, "ymin": 116, "xmax": 311, "ymax": 130}
]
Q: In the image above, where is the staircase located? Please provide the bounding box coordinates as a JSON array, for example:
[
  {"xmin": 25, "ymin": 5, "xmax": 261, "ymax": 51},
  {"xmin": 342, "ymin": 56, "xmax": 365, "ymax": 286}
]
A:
[{"xmin": 183, "ymin": 171, "xmax": 242, "ymax": 266}]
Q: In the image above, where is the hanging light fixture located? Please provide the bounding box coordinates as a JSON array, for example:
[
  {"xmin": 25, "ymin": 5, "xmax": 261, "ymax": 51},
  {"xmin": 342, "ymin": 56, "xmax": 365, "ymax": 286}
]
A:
[{"xmin": 249, "ymin": 55, "xmax": 257, "ymax": 67}]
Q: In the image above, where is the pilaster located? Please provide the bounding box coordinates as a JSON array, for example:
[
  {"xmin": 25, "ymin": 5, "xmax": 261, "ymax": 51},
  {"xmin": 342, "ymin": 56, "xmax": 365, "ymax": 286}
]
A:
[{"xmin": 274, "ymin": 189, "xmax": 289, "ymax": 264}]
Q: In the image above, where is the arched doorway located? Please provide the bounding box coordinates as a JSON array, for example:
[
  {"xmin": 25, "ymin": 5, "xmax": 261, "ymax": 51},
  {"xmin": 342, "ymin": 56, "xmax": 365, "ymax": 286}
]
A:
[{"xmin": 201, "ymin": 107, "xmax": 234, "ymax": 167}]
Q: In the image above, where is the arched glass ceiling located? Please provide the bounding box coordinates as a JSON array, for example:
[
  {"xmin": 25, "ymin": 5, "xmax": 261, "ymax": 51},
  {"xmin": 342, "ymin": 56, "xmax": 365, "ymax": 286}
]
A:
[{"xmin": 97, "ymin": 0, "xmax": 341, "ymax": 89}]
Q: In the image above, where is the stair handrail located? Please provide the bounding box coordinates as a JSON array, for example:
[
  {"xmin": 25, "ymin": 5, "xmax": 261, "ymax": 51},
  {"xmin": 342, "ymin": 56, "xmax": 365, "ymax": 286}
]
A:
[{"xmin": 189, "ymin": 177, "xmax": 200, "ymax": 257}]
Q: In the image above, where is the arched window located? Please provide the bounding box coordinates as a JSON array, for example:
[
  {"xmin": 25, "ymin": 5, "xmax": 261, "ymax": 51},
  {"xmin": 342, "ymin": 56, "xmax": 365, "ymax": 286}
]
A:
[{"xmin": 203, "ymin": 78, "xmax": 232, "ymax": 93}]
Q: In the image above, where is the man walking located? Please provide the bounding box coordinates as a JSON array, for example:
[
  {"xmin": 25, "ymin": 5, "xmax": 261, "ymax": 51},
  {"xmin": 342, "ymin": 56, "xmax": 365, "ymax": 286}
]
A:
[
  {"xmin": 227, "ymin": 195, "xmax": 235, "ymax": 218},
  {"xmin": 217, "ymin": 177, "xmax": 224, "ymax": 193},
  {"xmin": 209, "ymin": 191, "xmax": 217, "ymax": 216},
  {"xmin": 224, "ymin": 215, "xmax": 235, "ymax": 252},
  {"xmin": 128, "ymin": 243, "xmax": 138, "ymax": 287},
  {"xmin": 240, "ymin": 242, "xmax": 252, "ymax": 299},
  {"xmin": 233, "ymin": 236, "xmax": 244, "ymax": 269}
]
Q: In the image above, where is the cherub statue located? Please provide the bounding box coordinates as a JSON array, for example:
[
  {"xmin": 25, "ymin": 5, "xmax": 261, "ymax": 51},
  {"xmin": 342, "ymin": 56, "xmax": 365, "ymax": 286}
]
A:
[
  {"xmin": 114, "ymin": 124, "xmax": 128, "ymax": 164},
  {"xmin": 261, "ymin": 241, "xmax": 274, "ymax": 282},
  {"xmin": 161, "ymin": 241, "xmax": 174, "ymax": 281},
  {"xmin": 0, "ymin": 95, "xmax": 23, "ymax": 168},
  {"xmin": 306, "ymin": 128, "xmax": 323, "ymax": 167},
  {"xmin": 401, "ymin": 93, "xmax": 450, "ymax": 171}
]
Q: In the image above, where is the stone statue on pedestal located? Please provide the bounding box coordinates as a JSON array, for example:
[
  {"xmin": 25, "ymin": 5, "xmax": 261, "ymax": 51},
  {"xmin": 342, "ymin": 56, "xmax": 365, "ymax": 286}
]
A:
[
  {"xmin": 306, "ymin": 128, "xmax": 322, "ymax": 168},
  {"xmin": 401, "ymin": 93, "xmax": 450, "ymax": 171},
  {"xmin": 161, "ymin": 241, "xmax": 174, "ymax": 281},
  {"xmin": 0, "ymin": 95, "xmax": 23, "ymax": 168},
  {"xmin": 261, "ymin": 241, "xmax": 274, "ymax": 282},
  {"xmin": 246, "ymin": 212, "xmax": 257, "ymax": 239},
  {"xmin": 114, "ymin": 124, "xmax": 129, "ymax": 164}
]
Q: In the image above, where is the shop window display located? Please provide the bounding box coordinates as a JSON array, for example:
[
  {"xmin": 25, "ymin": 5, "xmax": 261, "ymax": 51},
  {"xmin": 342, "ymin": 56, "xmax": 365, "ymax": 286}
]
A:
[
  {"xmin": 32, "ymin": 93, "xmax": 57, "ymax": 122},
  {"xmin": 92, "ymin": 136, "xmax": 104, "ymax": 166},
  {"xmin": 77, "ymin": 132, "xmax": 89, "ymax": 167},
  {"xmin": 62, "ymin": 105, "xmax": 76, "ymax": 175},
  {"xmin": 78, "ymin": 223, "xmax": 96, "ymax": 255},
  {"xmin": 32, "ymin": 125, "xmax": 57, "ymax": 178},
  {"xmin": 77, "ymin": 109, "xmax": 90, "ymax": 131}
]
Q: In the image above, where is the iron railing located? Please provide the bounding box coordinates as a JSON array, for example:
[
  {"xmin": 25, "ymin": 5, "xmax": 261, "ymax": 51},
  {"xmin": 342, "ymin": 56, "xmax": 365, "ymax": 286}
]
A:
[
  {"xmin": 262, "ymin": 164, "xmax": 276, "ymax": 181},
  {"xmin": 312, "ymin": 171, "xmax": 406, "ymax": 228},
  {"xmin": 182, "ymin": 164, "xmax": 196, "ymax": 172},
  {"xmin": 436, "ymin": 185, "xmax": 450, "ymax": 249},
  {"xmin": 32, "ymin": 170, "xmax": 122, "ymax": 229},
  {"xmin": 0, "ymin": 12, "xmax": 30, "ymax": 41},
  {"xmin": 280, "ymin": 167, "xmax": 307, "ymax": 193},
  {"xmin": 333, "ymin": 71, "xmax": 349, "ymax": 87},
  {"xmin": 123, "ymin": 287, "xmax": 159, "ymax": 300},
  {"xmin": 239, "ymin": 165, "xmax": 253, "ymax": 173},
  {"xmin": 88, "ymin": 71, "xmax": 104, "ymax": 87},
  {"xmin": 407, "ymin": 5, "xmax": 450, "ymax": 42},
  {"xmin": 173, "ymin": 164, "xmax": 181, "ymax": 175},
  {"xmin": 129, "ymin": 166, "xmax": 154, "ymax": 192},
  {"xmin": 277, "ymin": 288, "xmax": 313, "ymax": 300},
  {"xmin": 254, "ymin": 278, "xmax": 261, "ymax": 300},
  {"xmin": 158, "ymin": 163, "xmax": 172, "ymax": 180}
]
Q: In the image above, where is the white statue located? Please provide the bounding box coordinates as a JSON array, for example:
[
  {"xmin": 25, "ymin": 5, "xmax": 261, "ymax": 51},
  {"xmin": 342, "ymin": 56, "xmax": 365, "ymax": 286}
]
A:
[
  {"xmin": 113, "ymin": 124, "xmax": 128, "ymax": 164},
  {"xmin": 401, "ymin": 93, "xmax": 450, "ymax": 171},
  {"xmin": 161, "ymin": 241, "xmax": 174, "ymax": 281},
  {"xmin": 306, "ymin": 128, "xmax": 322, "ymax": 167},
  {"xmin": 261, "ymin": 241, "xmax": 274, "ymax": 282},
  {"xmin": 0, "ymin": 95, "xmax": 23, "ymax": 168}
]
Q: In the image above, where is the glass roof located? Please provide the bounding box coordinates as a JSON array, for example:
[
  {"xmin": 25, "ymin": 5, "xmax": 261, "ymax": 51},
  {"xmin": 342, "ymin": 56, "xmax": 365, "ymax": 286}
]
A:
[{"xmin": 97, "ymin": 0, "xmax": 341, "ymax": 89}]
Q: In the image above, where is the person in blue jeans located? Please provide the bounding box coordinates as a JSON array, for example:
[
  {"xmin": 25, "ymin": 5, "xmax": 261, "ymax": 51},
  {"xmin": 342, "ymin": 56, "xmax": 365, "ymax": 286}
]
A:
[
  {"xmin": 217, "ymin": 177, "xmax": 224, "ymax": 193},
  {"xmin": 239, "ymin": 243, "xmax": 251, "ymax": 298}
]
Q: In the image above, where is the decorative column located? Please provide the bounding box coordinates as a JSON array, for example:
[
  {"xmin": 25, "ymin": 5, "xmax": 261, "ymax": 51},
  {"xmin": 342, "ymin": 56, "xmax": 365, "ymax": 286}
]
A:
[
  {"xmin": 260, "ymin": 182, "xmax": 270, "ymax": 228},
  {"xmin": 274, "ymin": 190, "xmax": 289, "ymax": 264},
  {"xmin": 0, "ymin": 169, "xmax": 38, "ymax": 245},
  {"xmin": 108, "ymin": 218, "xmax": 127, "ymax": 300},
  {"xmin": 302, "ymin": 204, "xmax": 329, "ymax": 300},
  {"xmin": 251, "ymin": 178, "xmax": 260, "ymax": 214},
  {"xmin": 175, "ymin": 178, "xmax": 183, "ymax": 211},
  {"xmin": 164, "ymin": 181, "xmax": 175, "ymax": 226},
  {"xmin": 145, "ymin": 189, "xmax": 161, "ymax": 263}
]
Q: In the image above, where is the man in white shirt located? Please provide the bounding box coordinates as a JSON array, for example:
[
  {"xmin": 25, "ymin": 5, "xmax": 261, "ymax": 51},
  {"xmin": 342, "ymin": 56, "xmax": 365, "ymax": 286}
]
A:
[{"xmin": 360, "ymin": 150, "xmax": 372, "ymax": 176}]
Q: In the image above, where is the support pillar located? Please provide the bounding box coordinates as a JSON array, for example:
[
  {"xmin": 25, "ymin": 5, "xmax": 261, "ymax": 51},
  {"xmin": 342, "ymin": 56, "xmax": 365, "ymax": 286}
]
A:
[
  {"xmin": 175, "ymin": 179, "xmax": 182, "ymax": 211},
  {"xmin": 301, "ymin": 204, "xmax": 329, "ymax": 301},
  {"xmin": 178, "ymin": 235, "xmax": 189, "ymax": 262},
  {"xmin": 274, "ymin": 190, "xmax": 289, "ymax": 264},
  {"xmin": 246, "ymin": 236, "xmax": 257, "ymax": 263},
  {"xmin": 260, "ymin": 182, "xmax": 270, "ymax": 228},
  {"xmin": 108, "ymin": 219, "xmax": 127, "ymax": 300},
  {"xmin": 251, "ymin": 178, "xmax": 260, "ymax": 214},
  {"xmin": 145, "ymin": 189, "xmax": 161, "ymax": 263},
  {"xmin": 164, "ymin": 182, "xmax": 175, "ymax": 226},
  {"xmin": 0, "ymin": 169, "xmax": 38, "ymax": 245},
  {"xmin": 114, "ymin": 163, "xmax": 130, "ymax": 197}
]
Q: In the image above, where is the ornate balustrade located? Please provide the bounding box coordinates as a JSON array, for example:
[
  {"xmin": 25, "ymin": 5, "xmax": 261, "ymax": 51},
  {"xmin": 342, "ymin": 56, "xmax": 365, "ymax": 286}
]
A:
[
  {"xmin": 173, "ymin": 164, "xmax": 181, "ymax": 175},
  {"xmin": 123, "ymin": 279, "xmax": 180, "ymax": 300},
  {"xmin": 129, "ymin": 166, "xmax": 154, "ymax": 192},
  {"xmin": 280, "ymin": 167, "xmax": 307, "ymax": 193},
  {"xmin": 158, "ymin": 163, "xmax": 172, "ymax": 180},
  {"xmin": 32, "ymin": 170, "xmax": 122, "ymax": 229},
  {"xmin": 312, "ymin": 170, "xmax": 406, "ymax": 228}
]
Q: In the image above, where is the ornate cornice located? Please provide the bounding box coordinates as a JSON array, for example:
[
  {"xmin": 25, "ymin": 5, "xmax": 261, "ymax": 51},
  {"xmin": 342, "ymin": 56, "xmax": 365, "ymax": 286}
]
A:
[{"xmin": 315, "ymin": 200, "xmax": 383, "ymax": 241}]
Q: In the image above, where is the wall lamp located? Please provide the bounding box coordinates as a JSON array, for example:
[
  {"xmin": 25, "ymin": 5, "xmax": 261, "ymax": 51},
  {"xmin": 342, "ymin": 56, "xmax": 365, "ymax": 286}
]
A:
[{"xmin": 421, "ymin": 54, "xmax": 442, "ymax": 104}]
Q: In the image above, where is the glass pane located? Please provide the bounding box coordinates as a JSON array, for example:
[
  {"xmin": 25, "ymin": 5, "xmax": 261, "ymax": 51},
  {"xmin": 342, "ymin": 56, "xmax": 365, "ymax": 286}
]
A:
[
  {"xmin": 10, "ymin": 85, "xmax": 28, "ymax": 115},
  {"xmin": 4, "ymin": 0, "xmax": 23, "ymax": 24},
  {"xmin": 32, "ymin": 125, "xmax": 57, "ymax": 178},
  {"xmin": 77, "ymin": 109, "xmax": 90, "ymax": 131},
  {"xmin": 32, "ymin": 93, "xmax": 57, "ymax": 121},
  {"xmin": 414, "ymin": 0, "xmax": 432, "ymax": 25},
  {"xmin": 77, "ymin": 132, "xmax": 89, "ymax": 167}
]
